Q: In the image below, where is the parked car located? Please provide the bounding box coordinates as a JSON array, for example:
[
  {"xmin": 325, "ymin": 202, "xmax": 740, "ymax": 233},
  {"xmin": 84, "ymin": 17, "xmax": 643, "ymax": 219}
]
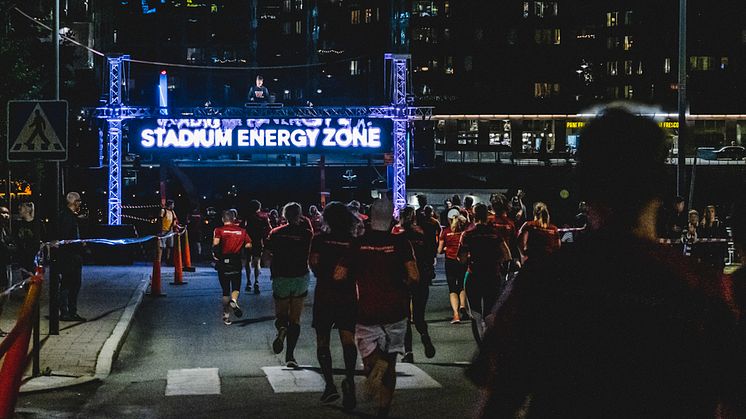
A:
[{"xmin": 713, "ymin": 146, "xmax": 746, "ymax": 160}]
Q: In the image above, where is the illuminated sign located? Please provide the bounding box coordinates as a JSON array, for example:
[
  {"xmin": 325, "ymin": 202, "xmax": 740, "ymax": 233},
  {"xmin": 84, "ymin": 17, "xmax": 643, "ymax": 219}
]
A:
[
  {"xmin": 659, "ymin": 121, "xmax": 679, "ymax": 129},
  {"xmin": 566, "ymin": 121, "xmax": 586, "ymax": 129},
  {"xmin": 133, "ymin": 118, "xmax": 390, "ymax": 153}
]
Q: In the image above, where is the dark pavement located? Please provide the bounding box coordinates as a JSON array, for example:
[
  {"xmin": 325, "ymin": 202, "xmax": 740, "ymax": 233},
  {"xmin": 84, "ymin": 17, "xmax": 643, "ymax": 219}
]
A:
[{"xmin": 16, "ymin": 260, "xmax": 481, "ymax": 418}]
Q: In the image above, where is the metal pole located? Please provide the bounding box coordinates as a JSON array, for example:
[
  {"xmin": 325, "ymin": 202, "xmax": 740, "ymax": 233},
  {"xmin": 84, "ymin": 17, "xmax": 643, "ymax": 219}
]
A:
[
  {"xmin": 54, "ymin": 0, "xmax": 60, "ymax": 101},
  {"xmin": 677, "ymin": 0, "xmax": 687, "ymax": 197}
]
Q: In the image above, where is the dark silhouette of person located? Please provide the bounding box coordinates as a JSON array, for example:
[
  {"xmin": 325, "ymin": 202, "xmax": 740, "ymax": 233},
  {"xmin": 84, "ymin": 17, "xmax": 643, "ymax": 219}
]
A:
[{"xmin": 467, "ymin": 106, "xmax": 740, "ymax": 418}]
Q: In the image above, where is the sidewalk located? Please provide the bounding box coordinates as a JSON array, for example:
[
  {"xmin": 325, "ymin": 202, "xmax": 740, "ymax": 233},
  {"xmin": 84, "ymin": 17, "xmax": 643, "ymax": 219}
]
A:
[{"xmin": 0, "ymin": 264, "xmax": 151, "ymax": 392}]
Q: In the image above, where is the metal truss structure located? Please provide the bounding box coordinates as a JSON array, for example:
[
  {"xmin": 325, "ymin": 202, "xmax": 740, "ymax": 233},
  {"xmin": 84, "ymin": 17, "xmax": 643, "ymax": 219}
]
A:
[
  {"xmin": 385, "ymin": 53, "xmax": 411, "ymax": 215},
  {"xmin": 90, "ymin": 54, "xmax": 426, "ymax": 224}
]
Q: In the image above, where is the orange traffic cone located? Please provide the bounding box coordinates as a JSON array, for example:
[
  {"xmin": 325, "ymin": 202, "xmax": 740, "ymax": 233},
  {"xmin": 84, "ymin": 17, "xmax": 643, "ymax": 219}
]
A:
[
  {"xmin": 182, "ymin": 229, "xmax": 195, "ymax": 272},
  {"xmin": 170, "ymin": 234, "xmax": 187, "ymax": 285},
  {"xmin": 149, "ymin": 238, "xmax": 165, "ymax": 296}
]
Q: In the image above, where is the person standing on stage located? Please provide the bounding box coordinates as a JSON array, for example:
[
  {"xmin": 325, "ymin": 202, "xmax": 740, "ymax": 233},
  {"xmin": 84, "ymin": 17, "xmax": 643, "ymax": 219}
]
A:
[
  {"xmin": 54, "ymin": 192, "xmax": 87, "ymax": 322},
  {"xmin": 160, "ymin": 200, "xmax": 179, "ymax": 264},
  {"xmin": 212, "ymin": 210, "xmax": 251, "ymax": 325},
  {"xmin": 340, "ymin": 198, "xmax": 419, "ymax": 418},
  {"xmin": 267, "ymin": 202, "xmax": 313, "ymax": 368},
  {"xmin": 248, "ymin": 75, "xmax": 270, "ymax": 103},
  {"xmin": 395, "ymin": 206, "xmax": 436, "ymax": 364},
  {"xmin": 309, "ymin": 202, "xmax": 359, "ymax": 409},
  {"xmin": 243, "ymin": 200, "xmax": 271, "ymax": 294}
]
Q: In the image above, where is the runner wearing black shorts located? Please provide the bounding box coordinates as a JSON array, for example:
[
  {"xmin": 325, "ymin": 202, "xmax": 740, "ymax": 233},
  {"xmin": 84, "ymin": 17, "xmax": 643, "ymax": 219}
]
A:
[
  {"xmin": 243, "ymin": 200, "xmax": 271, "ymax": 294},
  {"xmin": 439, "ymin": 214, "xmax": 469, "ymax": 323},
  {"xmin": 309, "ymin": 202, "xmax": 358, "ymax": 409},
  {"xmin": 458, "ymin": 203, "xmax": 510, "ymax": 343},
  {"xmin": 213, "ymin": 210, "xmax": 251, "ymax": 325}
]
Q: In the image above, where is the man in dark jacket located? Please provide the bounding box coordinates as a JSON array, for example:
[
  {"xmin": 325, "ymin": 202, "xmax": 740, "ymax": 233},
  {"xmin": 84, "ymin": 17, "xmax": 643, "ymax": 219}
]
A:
[{"xmin": 54, "ymin": 192, "xmax": 86, "ymax": 322}]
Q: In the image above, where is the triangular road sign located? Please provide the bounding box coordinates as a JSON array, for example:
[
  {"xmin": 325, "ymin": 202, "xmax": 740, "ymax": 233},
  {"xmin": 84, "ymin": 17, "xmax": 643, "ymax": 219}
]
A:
[{"xmin": 9, "ymin": 103, "xmax": 65, "ymax": 152}]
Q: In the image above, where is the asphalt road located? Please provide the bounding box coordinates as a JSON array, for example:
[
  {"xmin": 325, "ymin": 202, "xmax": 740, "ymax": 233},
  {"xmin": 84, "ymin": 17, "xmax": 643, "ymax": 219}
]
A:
[{"xmin": 17, "ymin": 261, "xmax": 481, "ymax": 419}]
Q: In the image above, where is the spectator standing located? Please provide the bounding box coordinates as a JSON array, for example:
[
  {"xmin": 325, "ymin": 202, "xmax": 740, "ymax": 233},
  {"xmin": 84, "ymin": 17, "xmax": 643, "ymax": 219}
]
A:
[
  {"xmin": 159, "ymin": 200, "xmax": 178, "ymax": 264},
  {"xmin": 697, "ymin": 205, "xmax": 727, "ymax": 270},
  {"xmin": 15, "ymin": 202, "xmax": 42, "ymax": 273},
  {"xmin": 0, "ymin": 206, "xmax": 15, "ymax": 336},
  {"xmin": 54, "ymin": 192, "xmax": 86, "ymax": 322}
]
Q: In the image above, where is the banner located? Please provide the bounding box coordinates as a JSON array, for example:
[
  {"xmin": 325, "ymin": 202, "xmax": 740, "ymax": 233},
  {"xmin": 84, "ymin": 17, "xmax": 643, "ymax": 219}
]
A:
[{"xmin": 131, "ymin": 118, "xmax": 392, "ymax": 154}]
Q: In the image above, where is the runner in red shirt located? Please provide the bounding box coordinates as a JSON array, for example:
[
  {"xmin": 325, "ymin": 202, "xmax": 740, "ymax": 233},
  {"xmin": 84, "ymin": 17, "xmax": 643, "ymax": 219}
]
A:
[
  {"xmin": 242, "ymin": 199, "xmax": 271, "ymax": 294},
  {"xmin": 213, "ymin": 210, "xmax": 251, "ymax": 325},
  {"xmin": 341, "ymin": 198, "xmax": 418, "ymax": 418},
  {"xmin": 439, "ymin": 214, "xmax": 468, "ymax": 323},
  {"xmin": 266, "ymin": 202, "xmax": 313, "ymax": 368},
  {"xmin": 309, "ymin": 202, "xmax": 358, "ymax": 409},
  {"xmin": 394, "ymin": 207, "xmax": 436, "ymax": 363},
  {"xmin": 458, "ymin": 203, "xmax": 510, "ymax": 343},
  {"xmin": 517, "ymin": 202, "xmax": 560, "ymax": 266}
]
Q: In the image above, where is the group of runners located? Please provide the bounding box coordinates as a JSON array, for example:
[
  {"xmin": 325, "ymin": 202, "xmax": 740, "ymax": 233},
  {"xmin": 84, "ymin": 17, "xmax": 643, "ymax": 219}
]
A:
[{"xmin": 207, "ymin": 185, "xmax": 567, "ymax": 416}]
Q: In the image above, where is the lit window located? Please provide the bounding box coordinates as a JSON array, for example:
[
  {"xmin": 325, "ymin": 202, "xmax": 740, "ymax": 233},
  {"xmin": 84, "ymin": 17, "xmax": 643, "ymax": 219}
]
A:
[
  {"xmin": 624, "ymin": 85, "xmax": 633, "ymax": 99},
  {"xmin": 534, "ymin": 82, "xmax": 559, "ymax": 98},
  {"xmin": 664, "ymin": 58, "xmax": 671, "ymax": 74},
  {"xmin": 623, "ymin": 35, "xmax": 633, "ymax": 50},
  {"xmin": 690, "ymin": 56, "xmax": 713, "ymax": 71},
  {"xmin": 444, "ymin": 2, "xmax": 450, "ymax": 17},
  {"xmin": 295, "ymin": 20, "xmax": 302, "ymax": 34},
  {"xmin": 445, "ymin": 56, "xmax": 454, "ymax": 74},
  {"xmin": 721, "ymin": 57, "xmax": 729, "ymax": 70},
  {"xmin": 607, "ymin": 61, "xmax": 618, "ymax": 76},
  {"xmin": 624, "ymin": 60, "xmax": 633, "ymax": 75},
  {"xmin": 624, "ymin": 10, "xmax": 633, "ymax": 25},
  {"xmin": 294, "ymin": 0, "xmax": 302, "ymax": 10},
  {"xmin": 283, "ymin": 22, "xmax": 292, "ymax": 34},
  {"xmin": 553, "ymin": 29, "xmax": 561, "ymax": 44},
  {"xmin": 523, "ymin": 2, "xmax": 529, "ymax": 18},
  {"xmin": 283, "ymin": 0, "xmax": 291, "ymax": 12},
  {"xmin": 606, "ymin": 11, "xmax": 618, "ymax": 27},
  {"xmin": 350, "ymin": 60, "xmax": 360, "ymax": 75},
  {"xmin": 350, "ymin": 9, "xmax": 360, "ymax": 24},
  {"xmin": 365, "ymin": 8, "xmax": 373, "ymax": 23},
  {"xmin": 637, "ymin": 61, "xmax": 643, "ymax": 75}
]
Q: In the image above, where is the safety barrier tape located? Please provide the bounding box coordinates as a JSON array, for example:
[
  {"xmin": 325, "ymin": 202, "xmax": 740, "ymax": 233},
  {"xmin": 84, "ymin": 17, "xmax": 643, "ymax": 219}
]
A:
[
  {"xmin": 121, "ymin": 214, "xmax": 158, "ymax": 224},
  {"xmin": 0, "ymin": 228, "xmax": 187, "ymax": 299},
  {"xmin": 121, "ymin": 204, "xmax": 163, "ymax": 209},
  {"xmin": 657, "ymin": 238, "xmax": 729, "ymax": 244}
]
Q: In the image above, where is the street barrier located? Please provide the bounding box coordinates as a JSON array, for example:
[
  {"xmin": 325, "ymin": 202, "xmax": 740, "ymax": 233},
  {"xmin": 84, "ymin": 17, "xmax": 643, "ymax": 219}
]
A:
[
  {"xmin": 151, "ymin": 238, "xmax": 164, "ymax": 297},
  {"xmin": 0, "ymin": 268, "xmax": 42, "ymax": 419}
]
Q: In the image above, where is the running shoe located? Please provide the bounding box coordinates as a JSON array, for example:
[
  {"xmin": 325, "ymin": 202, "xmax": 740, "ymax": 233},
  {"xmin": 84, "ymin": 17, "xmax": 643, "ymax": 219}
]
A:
[
  {"xmin": 400, "ymin": 352, "xmax": 414, "ymax": 363},
  {"xmin": 273, "ymin": 327, "xmax": 287, "ymax": 354},
  {"xmin": 459, "ymin": 307, "xmax": 471, "ymax": 321},
  {"xmin": 223, "ymin": 313, "xmax": 232, "ymax": 325},
  {"xmin": 422, "ymin": 334, "xmax": 436, "ymax": 358},
  {"xmin": 450, "ymin": 316, "xmax": 461, "ymax": 324},
  {"xmin": 320, "ymin": 385, "xmax": 340, "ymax": 405},
  {"xmin": 362, "ymin": 358, "xmax": 388, "ymax": 400},
  {"xmin": 229, "ymin": 299, "xmax": 243, "ymax": 318},
  {"xmin": 341, "ymin": 377, "xmax": 357, "ymax": 410},
  {"xmin": 286, "ymin": 359, "xmax": 299, "ymax": 369},
  {"xmin": 253, "ymin": 283, "xmax": 260, "ymax": 295}
]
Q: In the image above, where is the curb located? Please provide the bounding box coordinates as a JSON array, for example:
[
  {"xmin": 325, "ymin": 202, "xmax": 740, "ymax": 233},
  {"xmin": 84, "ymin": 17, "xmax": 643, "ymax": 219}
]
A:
[
  {"xmin": 94, "ymin": 275, "xmax": 149, "ymax": 379},
  {"xmin": 19, "ymin": 273, "xmax": 150, "ymax": 393}
]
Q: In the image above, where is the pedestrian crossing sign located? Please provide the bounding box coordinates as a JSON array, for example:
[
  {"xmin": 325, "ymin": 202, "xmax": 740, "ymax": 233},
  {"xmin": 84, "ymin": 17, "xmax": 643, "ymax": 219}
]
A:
[{"xmin": 6, "ymin": 100, "xmax": 68, "ymax": 161}]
